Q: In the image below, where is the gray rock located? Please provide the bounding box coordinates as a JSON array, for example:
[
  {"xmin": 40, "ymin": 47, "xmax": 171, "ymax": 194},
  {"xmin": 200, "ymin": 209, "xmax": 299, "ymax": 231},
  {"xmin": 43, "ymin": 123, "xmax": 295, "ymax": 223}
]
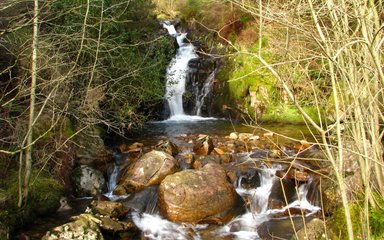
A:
[{"xmin": 71, "ymin": 165, "xmax": 107, "ymax": 197}]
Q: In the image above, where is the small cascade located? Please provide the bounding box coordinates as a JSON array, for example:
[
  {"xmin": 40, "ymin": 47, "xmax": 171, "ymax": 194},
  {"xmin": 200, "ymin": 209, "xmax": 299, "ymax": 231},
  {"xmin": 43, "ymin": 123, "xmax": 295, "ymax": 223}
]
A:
[
  {"xmin": 195, "ymin": 70, "xmax": 215, "ymax": 116},
  {"xmin": 130, "ymin": 162, "xmax": 320, "ymax": 240},
  {"xmin": 162, "ymin": 21, "xmax": 215, "ymax": 121},
  {"xmin": 104, "ymin": 163, "xmax": 120, "ymax": 200}
]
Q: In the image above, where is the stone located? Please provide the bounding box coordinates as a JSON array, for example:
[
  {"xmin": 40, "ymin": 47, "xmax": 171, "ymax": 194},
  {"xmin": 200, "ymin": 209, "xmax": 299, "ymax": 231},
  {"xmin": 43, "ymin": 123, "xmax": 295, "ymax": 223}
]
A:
[
  {"xmin": 268, "ymin": 178, "xmax": 297, "ymax": 209},
  {"xmin": 193, "ymin": 135, "xmax": 214, "ymax": 155},
  {"xmin": 293, "ymin": 218, "xmax": 326, "ymax": 240},
  {"xmin": 98, "ymin": 216, "xmax": 136, "ymax": 233},
  {"xmin": 276, "ymin": 168, "xmax": 310, "ymax": 182},
  {"xmin": 74, "ymin": 127, "xmax": 113, "ymax": 172},
  {"xmin": 159, "ymin": 163, "xmax": 237, "ymax": 223},
  {"xmin": 192, "ymin": 155, "xmax": 221, "ymax": 169},
  {"xmin": 42, "ymin": 214, "xmax": 104, "ymax": 240},
  {"xmin": 238, "ymin": 133, "xmax": 253, "ymax": 141},
  {"xmin": 90, "ymin": 201, "xmax": 129, "ymax": 219},
  {"xmin": 114, "ymin": 150, "xmax": 178, "ymax": 195},
  {"xmin": 155, "ymin": 140, "xmax": 179, "ymax": 156},
  {"xmin": 71, "ymin": 165, "xmax": 107, "ymax": 197},
  {"xmin": 229, "ymin": 132, "xmax": 238, "ymax": 139}
]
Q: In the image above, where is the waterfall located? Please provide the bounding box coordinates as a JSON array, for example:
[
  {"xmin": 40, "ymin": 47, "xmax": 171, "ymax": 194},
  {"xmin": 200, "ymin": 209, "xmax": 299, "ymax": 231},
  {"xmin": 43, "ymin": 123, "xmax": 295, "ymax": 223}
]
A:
[
  {"xmin": 195, "ymin": 71, "xmax": 215, "ymax": 116},
  {"xmin": 162, "ymin": 22, "xmax": 214, "ymax": 121}
]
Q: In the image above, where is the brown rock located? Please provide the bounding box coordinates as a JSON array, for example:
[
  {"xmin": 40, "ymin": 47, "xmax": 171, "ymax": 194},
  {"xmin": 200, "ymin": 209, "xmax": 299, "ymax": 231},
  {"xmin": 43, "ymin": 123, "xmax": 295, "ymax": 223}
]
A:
[
  {"xmin": 90, "ymin": 201, "xmax": 129, "ymax": 219},
  {"xmin": 276, "ymin": 168, "xmax": 310, "ymax": 182},
  {"xmin": 193, "ymin": 135, "xmax": 214, "ymax": 155},
  {"xmin": 113, "ymin": 150, "xmax": 178, "ymax": 195},
  {"xmin": 159, "ymin": 163, "xmax": 237, "ymax": 223},
  {"xmin": 155, "ymin": 140, "xmax": 179, "ymax": 157}
]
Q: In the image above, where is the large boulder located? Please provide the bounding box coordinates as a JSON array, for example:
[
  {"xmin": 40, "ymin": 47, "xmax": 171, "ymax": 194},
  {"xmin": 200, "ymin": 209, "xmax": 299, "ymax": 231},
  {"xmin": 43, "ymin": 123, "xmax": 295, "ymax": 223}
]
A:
[
  {"xmin": 158, "ymin": 163, "xmax": 237, "ymax": 223},
  {"xmin": 114, "ymin": 150, "xmax": 178, "ymax": 195},
  {"xmin": 71, "ymin": 165, "xmax": 107, "ymax": 197}
]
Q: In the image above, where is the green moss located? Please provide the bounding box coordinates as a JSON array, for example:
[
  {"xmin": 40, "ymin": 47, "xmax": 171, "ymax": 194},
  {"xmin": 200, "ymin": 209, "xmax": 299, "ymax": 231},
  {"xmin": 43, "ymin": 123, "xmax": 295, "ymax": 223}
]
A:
[
  {"xmin": 260, "ymin": 105, "xmax": 322, "ymax": 124},
  {"xmin": 328, "ymin": 203, "xmax": 363, "ymax": 240},
  {"xmin": 0, "ymin": 170, "xmax": 64, "ymax": 232}
]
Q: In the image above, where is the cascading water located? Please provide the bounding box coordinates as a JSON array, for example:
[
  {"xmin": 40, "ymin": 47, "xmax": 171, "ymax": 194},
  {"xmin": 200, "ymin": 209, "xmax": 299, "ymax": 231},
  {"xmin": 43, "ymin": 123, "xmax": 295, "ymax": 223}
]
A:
[
  {"xmin": 162, "ymin": 22, "xmax": 214, "ymax": 121},
  {"xmin": 131, "ymin": 160, "xmax": 320, "ymax": 240}
]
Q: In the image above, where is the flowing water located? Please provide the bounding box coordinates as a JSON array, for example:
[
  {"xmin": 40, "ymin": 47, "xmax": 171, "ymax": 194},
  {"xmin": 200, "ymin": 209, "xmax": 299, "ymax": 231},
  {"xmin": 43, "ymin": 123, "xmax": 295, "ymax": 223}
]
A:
[
  {"xmin": 14, "ymin": 22, "xmax": 322, "ymax": 240},
  {"xmin": 163, "ymin": 22, "xmax": 214, "ymax": 120}
]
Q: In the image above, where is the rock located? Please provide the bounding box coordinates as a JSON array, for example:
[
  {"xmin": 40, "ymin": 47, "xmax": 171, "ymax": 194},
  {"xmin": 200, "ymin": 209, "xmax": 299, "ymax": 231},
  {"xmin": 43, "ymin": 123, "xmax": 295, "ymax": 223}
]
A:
[
  {"xmin": 229, "ymin": 132, "xmax": 238, "ymax": 139},
  {"xmin": 155, "ymin": 140, "xmax": 179, "ymax": 156},
  {"xmin": 293, "ymin": 218, "xmax": 326, "ymax": 240},
  {"xmin": 159, "ymin": 163, "xmax": 237, "ymax": 223},
  {"xmin": 193, "ymin": 155, "xmax": 221, "ymax": 169},
  {"xmin": 42, "ymin": 214, "xmax": 104, "ymax": 240},
  {"xmin": 75, "ymin": 127, "xmax": 113, "ymax": 172},
  {"xmin": 122, "ymin": 186, "xmax": 159, "ymax": 213},
  {"xmin": 276, "ymin": 168, "xmax": 310, "ymax": 182},
  {"xmin": 90, "ymin": 201, "xmax": 129, "ymax": 219},
  {"xmin": 114, "ymin": 150, "xmax": 178, "ymax": 195},
  {"xmin": 258, "ymin": 215, "xmax": 312, "ymax": 240},
  {"xmin": 98, "ymin": 216, "xmax": 136, "ymax": 233},
  {"xmin": 71, "ymin": 165, "xmax": 107, "ymax": 197},
  {"xmin": 268, "ymin": 178, "xmax": 297, "ymax": 209},
  {"xmin": 193, "ymin": 135, "xmax": 214, "ymax": 155},
  {"xmin": 238, "ymin": 133, "xmax": 253, "ymax": 141}
]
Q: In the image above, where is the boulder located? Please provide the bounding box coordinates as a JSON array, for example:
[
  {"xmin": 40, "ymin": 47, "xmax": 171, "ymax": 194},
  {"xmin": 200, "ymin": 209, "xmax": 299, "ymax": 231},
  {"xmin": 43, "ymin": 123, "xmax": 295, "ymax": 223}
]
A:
[
  {"xmin": 114, "ymin": 150, "xmax": 178, "ymax": 195},
  {"xmin": 293, "ymin": 218, "xmax": 326, "ymax": 240},
  {"xmin": 193, "ymin": 135, "xmax": 214, "ymax": 155},
  {"xmin": 71, "ymin": 165, "xmax": 107, "ymax": 197},
  {"xmin": 159, "ymin": 163, "xmax": 237, "ymax": 223},
  {"xmin": 90, "ymin": 201, "xmax": 129, "ymax": 219},
  {"xmin": 268, "ymin": 178, "xmax": 297, "ymax": 209},
  {"xmin": 97, "ymin": 216, "xmax": 136, "ymax": 233},
  {"xmin": 42, "ymin": 214, "xmax": 104, "ymax": 240}
]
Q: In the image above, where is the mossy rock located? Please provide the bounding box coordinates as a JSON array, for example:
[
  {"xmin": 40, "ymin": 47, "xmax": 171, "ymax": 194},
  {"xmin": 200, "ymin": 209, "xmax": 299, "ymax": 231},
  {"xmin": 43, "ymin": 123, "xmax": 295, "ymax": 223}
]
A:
[{"xmin": 0, "ymin": 170, "xmax": 64, "ymax": 233}]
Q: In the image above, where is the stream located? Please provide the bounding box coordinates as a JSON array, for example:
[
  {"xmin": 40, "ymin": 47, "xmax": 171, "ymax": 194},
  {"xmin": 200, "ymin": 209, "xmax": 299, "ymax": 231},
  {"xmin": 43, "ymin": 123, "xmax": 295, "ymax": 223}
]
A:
[{"xmin": 14, "ymin": 22, "xmax": 323, "ymax": 240}]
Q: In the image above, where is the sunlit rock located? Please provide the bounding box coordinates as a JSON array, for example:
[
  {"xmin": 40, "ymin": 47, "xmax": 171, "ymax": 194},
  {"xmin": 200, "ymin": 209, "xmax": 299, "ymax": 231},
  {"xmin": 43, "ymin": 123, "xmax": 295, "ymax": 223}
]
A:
[
  {"xmin": 155, "ymin": 140, "xmax": 179, "ymax": 156},
  {"xmin": 114, "ymin": 150, "xmax": 178, "ymax": 195},
  {"xmin": 42, "ymin": 214, "xmax": 104, "ymax": 240},
  {"xmin": 159, "ymin": 163, "xmax": 236, "ymax": 223},
  {"xmin": 193, "ymin": 135, "xmax": 214, "ymax": 155}
]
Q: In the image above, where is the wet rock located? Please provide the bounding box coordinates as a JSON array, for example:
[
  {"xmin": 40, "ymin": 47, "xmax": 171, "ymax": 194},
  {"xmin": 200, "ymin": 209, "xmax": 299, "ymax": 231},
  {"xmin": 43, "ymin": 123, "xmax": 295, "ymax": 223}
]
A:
[
  {"xmin": 114, "ymin": 150, "xmax": 178, "ymax": 195},
  {"xmin": 90, "ymin": 201, "xmax": 129, "ymax": 219},
  {"xmin": 193, "ymin": 155, "xmax": 221, "ymax": 169},
  {"xmin": 155, "ymin": 140, "xmax": 179, "ymax": 156},
  {"xmin": 98, "ymin": 216, "xmax": 136, "ymax": 233},
  {"xmin": 257, "ymin": 215, "xmax": 312, "ymax": 240},
  {"xmin": 71, "ymin": 165, "xmax": 107, "ymax": 197},
  {"xmin": 276, "ymin": 168, "xmax": 310, "ymax": 182},
  {"xmin": 293, "ymin": 218, "xmax": 326, "ymax": 240},
  {"xmin": 193, "ymin": 135, "xmax": 214, "ymax": 155},
  {"xmin": 268, "ymin": 178, "xmax": 298, "ymax": 209},
  {"xmin": 159, "ymin": 163, "xmax": 237, "ymax": 223},
  {"xmin": 122, "ymin": 186, "xmax": 159, "ymax": 213},
  {"xmin": 42, "ymin": 214, "xmax": 104, "ymax": 240}
]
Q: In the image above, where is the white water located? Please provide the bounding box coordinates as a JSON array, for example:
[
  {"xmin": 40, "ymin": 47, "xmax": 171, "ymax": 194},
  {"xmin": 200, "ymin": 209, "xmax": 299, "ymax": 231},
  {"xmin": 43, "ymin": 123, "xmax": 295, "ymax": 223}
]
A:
[
  {"xmin": 195, "ymin": 71, "xmax": 215, "ymax": 116},
  {"xmin": 131, "ymin": 164, "xmax": 320, "ymax": 240},
  {"xmin": 163, "ymin": 22, "xmax": 214, "ymax": 121},
  {"xmin": 104, "ymin": 163, "xmax": 129, "ymax": 201}
]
